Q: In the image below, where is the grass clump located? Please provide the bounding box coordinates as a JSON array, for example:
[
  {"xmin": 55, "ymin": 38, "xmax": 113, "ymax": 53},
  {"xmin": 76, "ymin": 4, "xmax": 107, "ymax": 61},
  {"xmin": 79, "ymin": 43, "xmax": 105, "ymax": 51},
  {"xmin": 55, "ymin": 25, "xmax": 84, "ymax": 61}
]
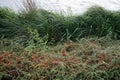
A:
[{"xmin": 1, "ymin": 5, "xmax": 120, "ymax": 42}]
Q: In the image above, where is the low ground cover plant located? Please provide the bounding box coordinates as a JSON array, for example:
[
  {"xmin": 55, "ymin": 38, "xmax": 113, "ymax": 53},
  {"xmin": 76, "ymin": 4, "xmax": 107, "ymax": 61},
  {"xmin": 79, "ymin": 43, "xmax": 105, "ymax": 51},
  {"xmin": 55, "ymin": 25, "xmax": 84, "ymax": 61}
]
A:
[{"xmin": 0, "ymin": 37, "xmax": 120, "ymax": 80}]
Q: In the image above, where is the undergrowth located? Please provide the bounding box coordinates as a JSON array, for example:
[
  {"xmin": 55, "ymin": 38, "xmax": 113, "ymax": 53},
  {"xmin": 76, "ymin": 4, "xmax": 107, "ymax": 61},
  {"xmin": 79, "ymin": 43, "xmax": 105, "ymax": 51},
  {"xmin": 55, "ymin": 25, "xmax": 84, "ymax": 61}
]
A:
[{"xmin": 0, "ymin": 37, "xmax": 120, "ymax": 80}]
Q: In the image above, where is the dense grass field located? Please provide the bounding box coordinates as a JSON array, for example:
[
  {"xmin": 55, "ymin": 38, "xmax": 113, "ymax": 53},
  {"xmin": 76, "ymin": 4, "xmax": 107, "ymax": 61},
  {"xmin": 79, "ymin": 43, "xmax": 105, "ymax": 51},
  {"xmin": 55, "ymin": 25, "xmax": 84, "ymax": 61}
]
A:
[
  {"xmin": 0, "ymin": 37, "xmax": 120, "ymax": 80},
  {"xmin": 0, "ymin": 0, "xmax": 120, "ymax": 80}
]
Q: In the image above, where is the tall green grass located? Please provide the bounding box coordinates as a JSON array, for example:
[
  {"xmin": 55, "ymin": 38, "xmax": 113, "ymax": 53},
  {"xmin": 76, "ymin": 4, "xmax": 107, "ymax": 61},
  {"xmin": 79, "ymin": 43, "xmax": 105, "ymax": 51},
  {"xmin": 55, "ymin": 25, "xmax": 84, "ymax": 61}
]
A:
[{"xmin": 0, "ymin": 4, "xmax": 120, "ymax": 43}]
